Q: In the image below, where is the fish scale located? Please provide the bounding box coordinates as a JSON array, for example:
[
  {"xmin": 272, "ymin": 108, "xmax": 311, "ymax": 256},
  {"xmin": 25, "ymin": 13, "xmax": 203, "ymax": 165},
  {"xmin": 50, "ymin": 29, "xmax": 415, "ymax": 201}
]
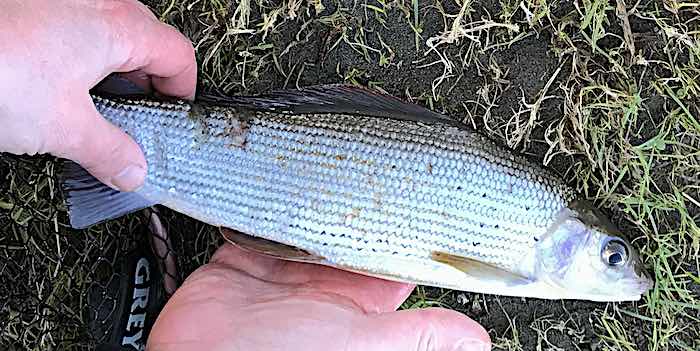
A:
[{"xmin": 91, "ymin": 96, "xmax": 572, "ymax": 278}]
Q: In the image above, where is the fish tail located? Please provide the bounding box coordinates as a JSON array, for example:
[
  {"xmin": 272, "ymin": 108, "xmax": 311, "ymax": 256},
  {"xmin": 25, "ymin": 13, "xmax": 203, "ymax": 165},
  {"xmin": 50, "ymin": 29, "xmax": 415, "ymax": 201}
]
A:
[{"xmin": 60, "ymin": 161, "xmax": 155, "ymax": 229}]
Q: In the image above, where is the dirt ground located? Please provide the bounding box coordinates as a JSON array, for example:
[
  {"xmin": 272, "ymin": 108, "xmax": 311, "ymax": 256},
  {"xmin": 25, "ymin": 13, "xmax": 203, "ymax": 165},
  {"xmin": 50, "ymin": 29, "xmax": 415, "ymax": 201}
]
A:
[{"xmin": 1, "ymin": 0, "xmax": 698, "ymax": 350}]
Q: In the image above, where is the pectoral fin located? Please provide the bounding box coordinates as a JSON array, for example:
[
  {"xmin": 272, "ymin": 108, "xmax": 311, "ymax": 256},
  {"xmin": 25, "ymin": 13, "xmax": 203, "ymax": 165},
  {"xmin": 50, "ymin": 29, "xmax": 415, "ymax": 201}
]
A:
[
  {"xmin": 431, "ymin": 251, "xmax": 532, "ymax": 286},
  {"xmin": 220, "ymin": 228, "xmax": 325, "ymax": 263}
]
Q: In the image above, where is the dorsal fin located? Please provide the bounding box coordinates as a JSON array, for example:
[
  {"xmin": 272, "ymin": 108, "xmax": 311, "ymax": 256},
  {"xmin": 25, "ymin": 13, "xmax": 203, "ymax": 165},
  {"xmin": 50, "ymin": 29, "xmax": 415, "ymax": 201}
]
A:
[
  {"xmin": 198, "ymin": 84, "xmax": 464, "ymax": 127},
  {"xmin": 91, "ymin": 74, "xmax": 150, "ymax": 97}
]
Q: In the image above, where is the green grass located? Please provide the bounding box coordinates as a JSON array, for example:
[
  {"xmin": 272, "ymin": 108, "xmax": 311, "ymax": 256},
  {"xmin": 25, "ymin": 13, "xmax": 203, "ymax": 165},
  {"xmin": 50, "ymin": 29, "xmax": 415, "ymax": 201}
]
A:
[{"xmin": 1, "ymin": 0, "xmax": 699, "ymax": 350}]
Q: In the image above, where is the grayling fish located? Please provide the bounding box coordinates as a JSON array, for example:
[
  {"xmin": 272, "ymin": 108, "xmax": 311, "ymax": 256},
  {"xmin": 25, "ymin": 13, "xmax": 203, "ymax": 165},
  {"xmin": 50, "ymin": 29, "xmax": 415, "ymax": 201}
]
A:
[{"xmin": 62, "ymin": 80, "xmax": 652, "ymax": 301}]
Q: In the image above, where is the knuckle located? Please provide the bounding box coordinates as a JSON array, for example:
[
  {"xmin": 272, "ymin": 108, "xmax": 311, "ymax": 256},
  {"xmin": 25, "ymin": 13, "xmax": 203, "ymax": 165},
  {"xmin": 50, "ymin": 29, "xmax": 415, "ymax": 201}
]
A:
[
  {"xmin": 100, "ymin": 0, "xmax": 158, "ymax": 59},
  {"xmin": 104, "ymin": 0, "xmax": 157, "ymax": 23},
  {"xmin": 101, "ymin": 0, "xmax": 139, "ymax": 20}
]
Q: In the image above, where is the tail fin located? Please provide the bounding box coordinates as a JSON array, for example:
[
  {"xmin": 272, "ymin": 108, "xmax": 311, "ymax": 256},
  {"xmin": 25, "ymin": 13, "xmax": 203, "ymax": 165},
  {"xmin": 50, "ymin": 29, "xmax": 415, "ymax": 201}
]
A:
[{"xmin": 61, "ymin": 161, "xmax": 155, "ymax": 229}]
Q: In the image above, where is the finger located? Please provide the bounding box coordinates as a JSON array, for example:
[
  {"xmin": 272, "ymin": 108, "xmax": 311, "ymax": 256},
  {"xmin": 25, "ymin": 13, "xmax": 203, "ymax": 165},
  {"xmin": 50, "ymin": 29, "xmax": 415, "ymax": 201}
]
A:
[
  {"xmin": 212, "ymin": 241, "xmax": 415, "ymax": 313},
  {"xmin": 120, "ymin": 23, "xmax": 196, "ymax": 99},
  {"xmin": 106, "ymin": 1, "xmax": 197, "ymax": 99},
  {"xmin": 350, "ymin": 308, "xmax": 491, "ymax": 351},
  {"xmin": 292, "ymin": 268, "xmax": 415, "ymax": 313},
  {"xmin": 211, "ymin": 236, "xmax": 290, "ymax": 278},
  {"xmin": 53, "ymin": 94, "xmax": 146, "ymax": 191}
]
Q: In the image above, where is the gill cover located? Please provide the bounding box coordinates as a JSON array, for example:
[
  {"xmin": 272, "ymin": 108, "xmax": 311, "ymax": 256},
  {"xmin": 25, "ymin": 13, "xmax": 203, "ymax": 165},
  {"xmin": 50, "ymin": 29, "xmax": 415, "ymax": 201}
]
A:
[{"xmin": 537, "ymin": 216, "xmax": 591, "ymax": 279}]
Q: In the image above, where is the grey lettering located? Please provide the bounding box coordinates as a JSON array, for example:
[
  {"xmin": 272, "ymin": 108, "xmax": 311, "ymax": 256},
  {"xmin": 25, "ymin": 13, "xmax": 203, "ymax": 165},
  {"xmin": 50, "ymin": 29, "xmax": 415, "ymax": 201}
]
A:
[
  {"xmin": 130, "ymin": 286, "xmax": 149, "ymax": 312},
  {"xmin": 126, "ymin": 312, "xmax": 146, "ymax": 332},
  {"xmin": 135, "ymin": 257, "xmax": 150, "ymax": 285},
  {"xmin": 122, "ymin": 329, "xmax": 144, "ymax": 351}
]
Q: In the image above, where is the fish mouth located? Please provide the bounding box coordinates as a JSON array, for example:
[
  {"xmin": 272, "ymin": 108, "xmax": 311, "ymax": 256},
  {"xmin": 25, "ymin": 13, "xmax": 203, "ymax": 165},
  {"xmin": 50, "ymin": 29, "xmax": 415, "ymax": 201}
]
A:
[
  {"xmin": 638, "ymin": 275, "xmax": 654, "ymax": 293},
  {"xmin": 591, "ymin": 277, "xmax": 653, "ymax": 302},
  {"xmin": 633, "ymin": 262, "xmax": 654, "ymax": 293},
  {"xmin": 619, "ymin": 275, "xmax": 654, "ymax": 296}
]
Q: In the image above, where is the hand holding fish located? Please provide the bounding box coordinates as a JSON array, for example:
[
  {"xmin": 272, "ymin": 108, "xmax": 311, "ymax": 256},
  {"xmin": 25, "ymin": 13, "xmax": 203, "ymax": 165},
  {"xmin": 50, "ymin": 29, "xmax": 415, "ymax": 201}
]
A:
[
  {"xmin": 148, "ymin": 237, "xmax": 491, "ymax": 351},
  {"xmin": 1, "ymin": 2, "xmax": 493, "ymax": 350},
  {"xmin": 0, "ymin": 0, "xmax": 196, "ymax": 192}
]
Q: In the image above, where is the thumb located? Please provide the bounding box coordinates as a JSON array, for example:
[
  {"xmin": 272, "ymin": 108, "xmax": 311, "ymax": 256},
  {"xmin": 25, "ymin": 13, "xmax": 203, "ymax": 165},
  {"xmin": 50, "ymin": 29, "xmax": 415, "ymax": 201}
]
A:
[
  {"xmin": 54, "ymin": 95, "xmax": 146, "ymax": 192},
  {"xmin": 351, "ymin": 308, "xmax": 491, "ymax": 351}
]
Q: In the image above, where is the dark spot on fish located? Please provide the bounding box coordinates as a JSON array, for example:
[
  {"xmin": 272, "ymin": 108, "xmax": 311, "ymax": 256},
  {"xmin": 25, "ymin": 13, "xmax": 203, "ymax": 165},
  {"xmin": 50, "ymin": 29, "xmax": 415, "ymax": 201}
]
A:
[
  {"xmin": 457, "ymin": 186, "xmax": 462, "ymax": 190},
  {"xmin": 533, "ymin": 237, "xmax": 539, "ymax": 242},
  {"xmin": 479, "ymin": 223, "xmax": 484, "ymax": 228},
  {"xmin": 320, "ymin": 162, "xmax": 337, "ymax": 169},
  {"xmin": 525, "ymin": 206, "xmax": 530, "ymax": 211},
  {"xmin": 482, "ymin": 193, "xmax": 487, "ymax": 198},
  {"xmin": 188, "ymin": 103, "xmax": 207, "ymax": 120},
  {"xmin": 473, "ymin": 242, "xmax": 481, "ymax": 247},
  {"xmin": 494, "ymin": 225, "xmax": 499, "ymax": 229}
]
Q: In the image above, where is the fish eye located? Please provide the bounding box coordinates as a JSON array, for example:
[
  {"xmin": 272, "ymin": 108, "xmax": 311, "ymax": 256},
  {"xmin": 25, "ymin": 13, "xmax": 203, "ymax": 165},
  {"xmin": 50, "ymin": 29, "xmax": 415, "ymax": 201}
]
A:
[{"xmin": 602, "ymin": 239, "xmax": 628, "ymax": 267}]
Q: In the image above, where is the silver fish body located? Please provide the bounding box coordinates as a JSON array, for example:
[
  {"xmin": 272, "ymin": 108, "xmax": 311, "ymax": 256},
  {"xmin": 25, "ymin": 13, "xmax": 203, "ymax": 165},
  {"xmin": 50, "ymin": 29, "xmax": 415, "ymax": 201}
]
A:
[{"xmin": 68, "ymin": 88, "xmax": 651, "ymax": 301}]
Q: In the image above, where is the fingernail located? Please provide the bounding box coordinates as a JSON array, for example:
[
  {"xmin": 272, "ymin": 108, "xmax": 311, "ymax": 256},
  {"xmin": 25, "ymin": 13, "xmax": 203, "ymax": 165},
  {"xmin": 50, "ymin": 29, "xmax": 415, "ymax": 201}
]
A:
[
  {"xmin": 111, "ymin": 164, "xmax": 146, "ymax": 191},
  {"xmin": 449, "ymin": 338, "xmax": 490, "ymax": 351}
]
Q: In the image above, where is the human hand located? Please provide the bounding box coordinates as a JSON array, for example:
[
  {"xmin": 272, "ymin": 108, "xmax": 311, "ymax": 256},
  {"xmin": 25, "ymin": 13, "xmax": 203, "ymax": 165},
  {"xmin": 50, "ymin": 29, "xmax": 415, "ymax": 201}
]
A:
[
  {"xmin": 148, "ymin": 230, "xmax": 492, "ymax": 351},
  {"xmin": 0, "ymin": 0, "xmax": 196, "ymax": 191}
]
